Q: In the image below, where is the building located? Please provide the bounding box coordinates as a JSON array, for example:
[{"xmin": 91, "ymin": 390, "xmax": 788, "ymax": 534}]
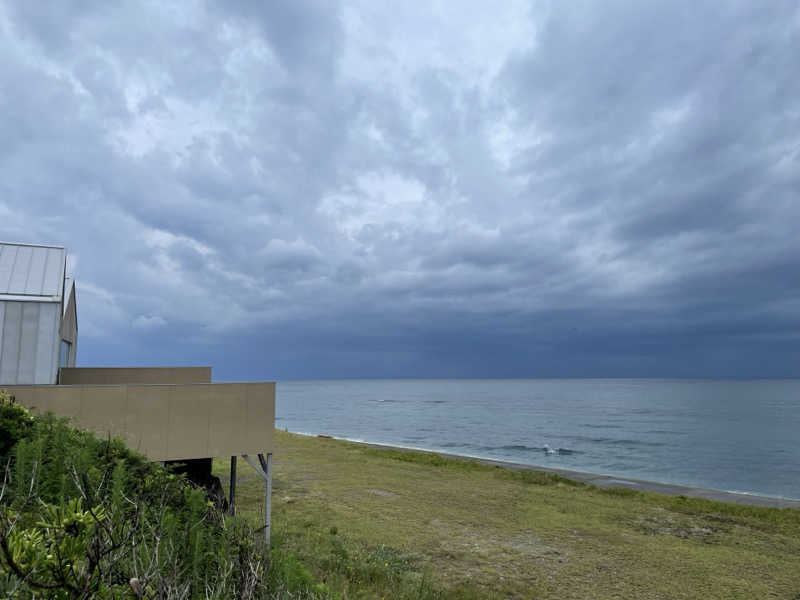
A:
[
  {"xmin": 0, "ymin": 241, "xmax": 274, "ymax": 538},
  {"xmin": 0, "ymin": 242, "xmax": 77, "ymax": 385}
]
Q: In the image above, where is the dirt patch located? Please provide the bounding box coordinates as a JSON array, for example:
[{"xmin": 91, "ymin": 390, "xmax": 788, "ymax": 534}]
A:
[
  {"xmin": 635, "ymin": 513, "xmax": 715, "ymax": 540},
  {"xmin": 425, "ymin": 519, "xmax": 569, "ymax": 585},
  {"xmin": 367, "ymin": 488, "xmax": 400, "ymax": 498},
  {"xmin": 500, "ymin": 533, "xmax": 567, "ymax": 560}
]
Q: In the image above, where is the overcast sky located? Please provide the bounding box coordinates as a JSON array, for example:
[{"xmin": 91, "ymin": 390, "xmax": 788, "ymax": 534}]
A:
[{"xmin": 1, "ymin": 1, "xmax": 799, "ymax": 379}]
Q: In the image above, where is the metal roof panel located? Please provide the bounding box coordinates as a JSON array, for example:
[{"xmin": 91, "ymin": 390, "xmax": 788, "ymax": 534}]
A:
[
  {"xmin": 0, "ymin": 242, "xmax": 65, "ymax": 299},
  {"xmin": 42, "ymin": 247, "xmax": 65, "ymax": 296}
]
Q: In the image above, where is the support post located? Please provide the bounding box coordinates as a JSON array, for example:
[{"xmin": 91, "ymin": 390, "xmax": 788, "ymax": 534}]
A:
[
  {"xmin": 258, "ymin": 453, "xmax": 272, "ymax": 548},
  {"xmin": 229, "ymin": 456, "xmax": 237, "ymax": 516},
  {"xmin": 242, "ymin": 453, "xmax": 273, "ymax": 549}
]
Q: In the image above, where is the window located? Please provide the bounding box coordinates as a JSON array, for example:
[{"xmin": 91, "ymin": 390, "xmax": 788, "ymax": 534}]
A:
[{"xmin": 59, "ymin": 340, "xmax": 72, "ymax": 368}]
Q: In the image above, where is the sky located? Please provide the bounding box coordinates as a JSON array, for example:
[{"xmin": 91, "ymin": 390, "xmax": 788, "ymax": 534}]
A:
[{"xmin": 1, "ymin": 1, "xmax": 799, "ymax": 380}]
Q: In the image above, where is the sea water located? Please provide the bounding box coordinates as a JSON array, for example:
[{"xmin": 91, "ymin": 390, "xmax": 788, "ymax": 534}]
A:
[{"xmin": 276, "ymin": 379, "xmax": 800, "ymax": 500}]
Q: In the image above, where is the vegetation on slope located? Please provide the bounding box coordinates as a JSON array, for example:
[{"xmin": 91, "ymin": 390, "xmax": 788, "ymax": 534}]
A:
[{"xmin": 0, "ymin": 392, "xmax": 322, "ymax": 599}]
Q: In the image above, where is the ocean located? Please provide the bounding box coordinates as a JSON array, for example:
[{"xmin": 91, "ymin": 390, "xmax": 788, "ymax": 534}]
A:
[{"xmin": 276, "ymin": 379, "xmax": 800, "ymax": 500}]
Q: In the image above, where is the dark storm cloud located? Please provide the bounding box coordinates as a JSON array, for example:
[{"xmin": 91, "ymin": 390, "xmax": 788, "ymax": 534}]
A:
[{"xmin": 1, "ymin": 0, "xmax": 798, "ymax": 378}]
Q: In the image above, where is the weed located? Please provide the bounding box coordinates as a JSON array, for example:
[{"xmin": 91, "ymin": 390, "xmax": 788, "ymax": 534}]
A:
[
  {"xmin": 502, "ymin": 468, "xmax": 584, "ymax": 487},
  {"xmin": 597, "ymin": 486, "xmax": 643, "ymax": 498}
]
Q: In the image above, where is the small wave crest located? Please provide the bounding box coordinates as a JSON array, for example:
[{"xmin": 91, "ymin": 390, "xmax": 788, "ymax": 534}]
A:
[{"xmin": 483, "ymin": 444, "xmax": 581, "ymax": 456}]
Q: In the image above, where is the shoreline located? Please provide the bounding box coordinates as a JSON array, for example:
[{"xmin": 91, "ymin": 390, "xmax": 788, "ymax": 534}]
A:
[
  {"xmin": 294, "ymin": 431, "xmax": 800, "ymax": 509},
  {"xmin": 225, "ymin": 429, "xmax": 800, "ymax": 597}
]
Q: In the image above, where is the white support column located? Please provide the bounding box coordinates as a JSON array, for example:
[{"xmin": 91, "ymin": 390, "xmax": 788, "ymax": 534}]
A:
[{"xmin": 242, "ymin": 453, "xmax": 273, "ymax": 548}]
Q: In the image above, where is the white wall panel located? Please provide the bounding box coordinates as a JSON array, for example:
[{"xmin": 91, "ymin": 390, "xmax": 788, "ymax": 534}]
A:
[
  {"xmin": 0, "ymin": 303, "xmax": 4, "ymax": 368},
  {"xmin": 0, "ymin": 302, "xmax": 22, "ymax": 383},
  {"xmin": 0, "ymin": 301, "xmax": 61, "ymax": 385},
  {"xmin": 36, "ymin": 303, "xmax": 59, "ymax": 384},
  {"xmin": 17, "ymin": 303, "xmax": 39, "ymax": 384}
]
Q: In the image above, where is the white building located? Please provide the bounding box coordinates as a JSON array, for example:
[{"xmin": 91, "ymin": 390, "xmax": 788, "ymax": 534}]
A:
[{"xmin": 0, "ymin": 242, "xmax": 77, "ymax": 385}]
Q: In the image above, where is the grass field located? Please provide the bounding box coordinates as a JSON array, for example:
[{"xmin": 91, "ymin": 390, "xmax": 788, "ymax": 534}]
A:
[{"xmin": 213, "ymin": 431, "xmax": 800, "ymax": 599}]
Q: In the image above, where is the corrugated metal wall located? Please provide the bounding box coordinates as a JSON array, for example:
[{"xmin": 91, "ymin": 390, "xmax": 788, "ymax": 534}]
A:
[{"xmin": 0, "ymin": 301, "xmax": 60, "ymax": 385}]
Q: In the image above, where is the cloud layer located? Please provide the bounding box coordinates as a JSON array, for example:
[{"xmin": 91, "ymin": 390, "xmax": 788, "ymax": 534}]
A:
[{"xmin": 2, "ymin": 1, "xmax": 799, "ymax": 378}]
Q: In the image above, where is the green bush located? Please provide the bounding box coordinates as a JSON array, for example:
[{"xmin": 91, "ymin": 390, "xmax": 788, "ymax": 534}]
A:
[
  {"xmin": 0, "ymin": 391, "xmax": 35, "ymax": 461},
  {"xmin": 0, "ymin": 405, "xmax": 322, "ymax": 599}
]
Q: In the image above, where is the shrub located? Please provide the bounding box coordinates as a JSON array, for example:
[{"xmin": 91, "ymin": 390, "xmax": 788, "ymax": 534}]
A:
[
  {"xmin": 0, "ymin": 406, "xmax": 322, "ymax": 599},
  {"xmin": 0, "ymin": 391, "xmax": 35, "ymax": 461}
]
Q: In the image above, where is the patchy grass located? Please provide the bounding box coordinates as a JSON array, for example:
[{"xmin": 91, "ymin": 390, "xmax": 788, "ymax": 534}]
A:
[{"xmin": 214, "ymin": 431, "xmax": 800, "ymax": 599}]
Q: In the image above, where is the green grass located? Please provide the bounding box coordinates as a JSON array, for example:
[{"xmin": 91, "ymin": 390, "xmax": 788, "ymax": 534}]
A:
[{"xmin": 214, "ymin": 431, "xmax": 800, "ymax": 599}]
